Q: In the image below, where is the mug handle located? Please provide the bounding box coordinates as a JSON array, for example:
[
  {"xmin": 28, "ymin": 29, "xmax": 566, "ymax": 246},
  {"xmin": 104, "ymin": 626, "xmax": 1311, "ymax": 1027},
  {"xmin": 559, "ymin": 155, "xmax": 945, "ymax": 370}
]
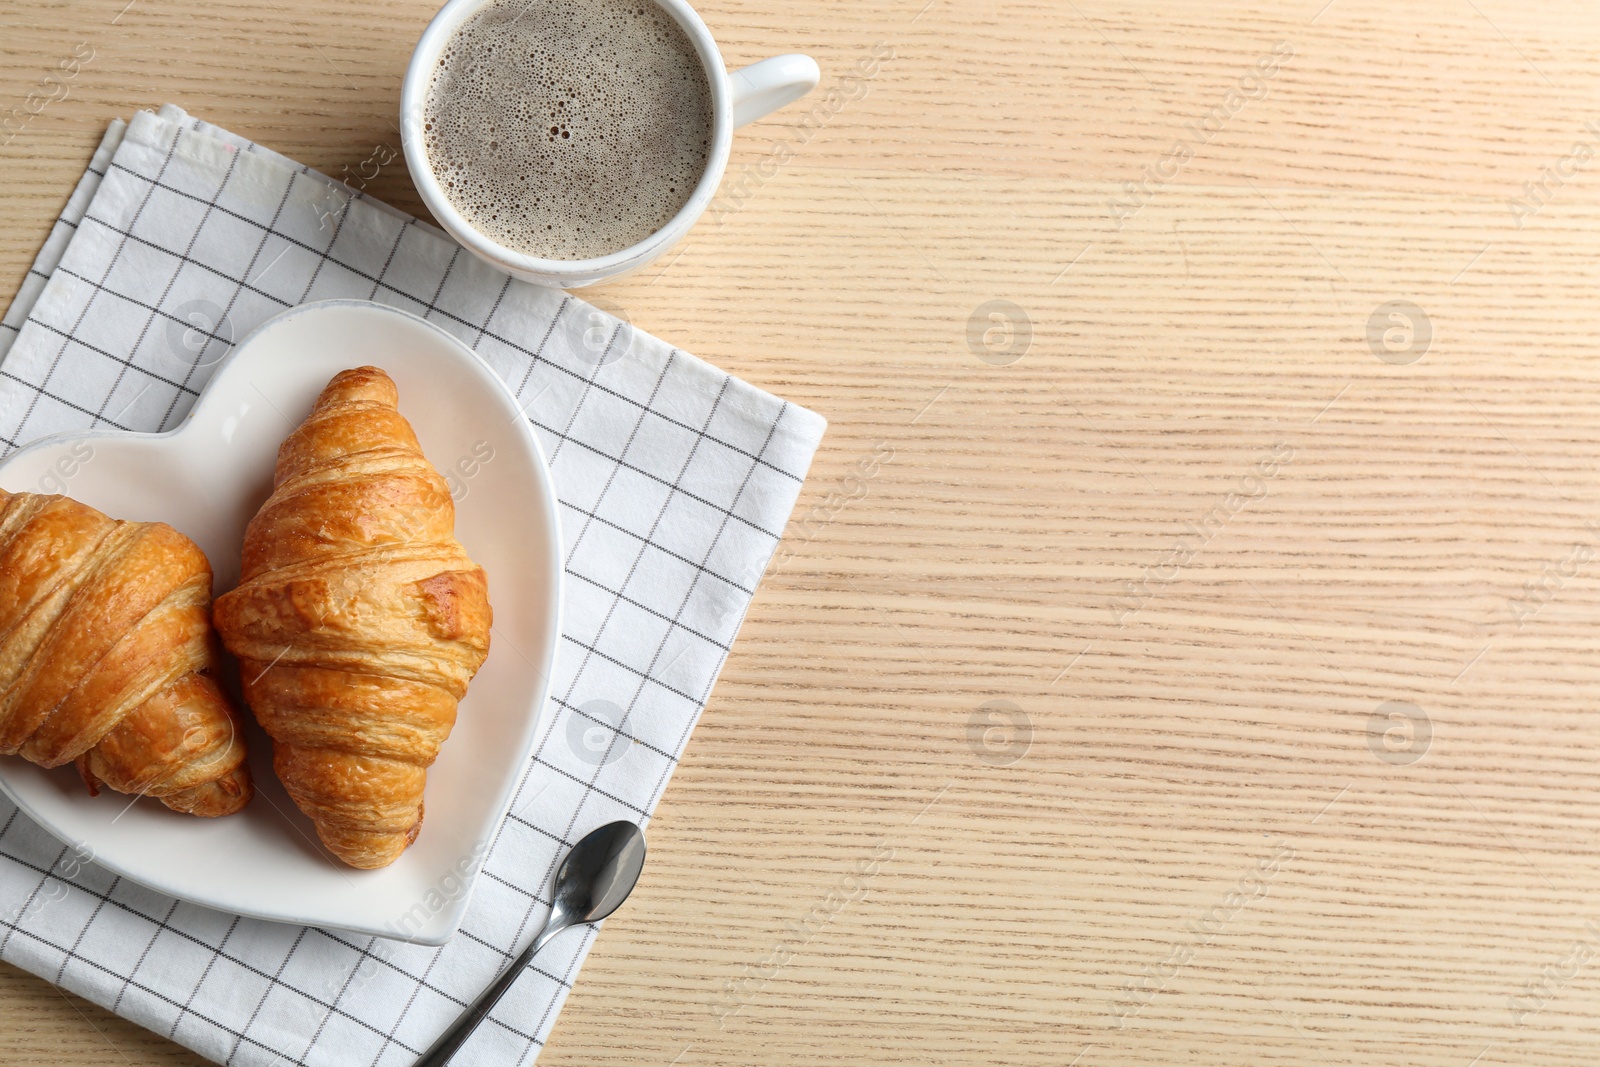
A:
[{"xmin": 729, "ymin": 54, "xmax": 822, "ymax": 128}]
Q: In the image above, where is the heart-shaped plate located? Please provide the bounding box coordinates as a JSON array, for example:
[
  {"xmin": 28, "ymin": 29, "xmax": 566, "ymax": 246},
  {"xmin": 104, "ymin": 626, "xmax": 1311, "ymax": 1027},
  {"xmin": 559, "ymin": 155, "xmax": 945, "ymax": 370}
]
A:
[{"xmin": 0, "ymin": 299, "xmax": 562, "ymax": 945}]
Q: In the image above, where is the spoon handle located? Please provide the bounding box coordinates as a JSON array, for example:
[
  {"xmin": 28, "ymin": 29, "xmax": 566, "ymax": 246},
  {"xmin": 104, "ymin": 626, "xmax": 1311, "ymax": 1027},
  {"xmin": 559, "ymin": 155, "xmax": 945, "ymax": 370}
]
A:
[{"xmin": 413, "ymin": 921, "xmax": 567, "ymax": 1067}]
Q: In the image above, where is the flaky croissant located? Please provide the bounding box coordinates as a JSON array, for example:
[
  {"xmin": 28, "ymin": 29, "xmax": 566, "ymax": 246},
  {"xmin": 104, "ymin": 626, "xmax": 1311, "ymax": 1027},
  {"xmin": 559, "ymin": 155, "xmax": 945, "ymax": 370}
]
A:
[
  {"xmin": 0, "ymin": 489, "xmax": 252, "ymax": 816},
  {"xmin": 214, "ymin": 366, "xmax": 492, "ymax": 869}
]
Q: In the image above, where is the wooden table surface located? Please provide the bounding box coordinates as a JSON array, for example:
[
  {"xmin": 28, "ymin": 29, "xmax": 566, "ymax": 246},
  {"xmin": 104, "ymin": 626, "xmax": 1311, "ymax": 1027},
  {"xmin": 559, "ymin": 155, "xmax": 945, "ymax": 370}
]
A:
[{"xmin": 8, "ymin": 0, "xmax": 1600, "ymax": 1063}]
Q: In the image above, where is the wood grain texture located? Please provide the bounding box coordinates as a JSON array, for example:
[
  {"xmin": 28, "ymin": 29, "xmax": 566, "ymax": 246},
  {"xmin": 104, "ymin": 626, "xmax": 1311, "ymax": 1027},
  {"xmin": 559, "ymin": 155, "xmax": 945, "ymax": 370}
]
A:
[{"xmin": 6, "ymin": 0, "xmax": 1600, "ymax": 1063}]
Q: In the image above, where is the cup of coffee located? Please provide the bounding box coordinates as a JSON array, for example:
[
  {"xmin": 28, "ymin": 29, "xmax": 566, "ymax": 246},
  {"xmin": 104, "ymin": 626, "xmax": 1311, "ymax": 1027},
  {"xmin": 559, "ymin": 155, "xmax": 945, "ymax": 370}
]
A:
[{"xmin": 401, "ymin": 0, "xmax": 820, "ymax": 289}]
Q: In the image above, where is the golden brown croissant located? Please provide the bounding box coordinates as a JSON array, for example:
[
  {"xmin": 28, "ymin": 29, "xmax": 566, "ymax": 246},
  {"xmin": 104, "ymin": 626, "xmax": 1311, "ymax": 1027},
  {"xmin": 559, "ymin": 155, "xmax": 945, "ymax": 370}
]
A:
[
  {"xmin": 0, "ymin": 489, "xmax": 251, "ymax": 817},
  {"xmin": 214, "ymin": 366, "xmax": 492, "ymax": 869}
]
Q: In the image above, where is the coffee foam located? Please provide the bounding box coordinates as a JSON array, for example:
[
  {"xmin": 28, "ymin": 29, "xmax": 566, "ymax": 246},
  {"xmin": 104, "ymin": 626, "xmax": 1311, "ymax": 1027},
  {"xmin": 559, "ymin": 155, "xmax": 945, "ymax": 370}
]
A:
[{"xmin": 423, "ymin": 0, "xmax": 713, "ymax": 261}]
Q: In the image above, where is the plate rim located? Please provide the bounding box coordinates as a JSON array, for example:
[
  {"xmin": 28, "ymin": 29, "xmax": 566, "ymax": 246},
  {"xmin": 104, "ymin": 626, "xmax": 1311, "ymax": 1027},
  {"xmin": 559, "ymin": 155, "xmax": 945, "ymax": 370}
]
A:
[{"xmin": 0, "ymin": 297, "xmax": 564, "ymax": 945}]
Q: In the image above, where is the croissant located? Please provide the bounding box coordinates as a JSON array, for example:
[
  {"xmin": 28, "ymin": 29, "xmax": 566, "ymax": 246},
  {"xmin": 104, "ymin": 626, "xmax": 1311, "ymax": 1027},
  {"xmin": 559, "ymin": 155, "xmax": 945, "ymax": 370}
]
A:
[
  {"xmin": 0, "ymin": 489, "xmax": 251, "ymax": 816},
  {"xmin": 214, "ymin": 366, "xmax": 492, "ymax": 869}
]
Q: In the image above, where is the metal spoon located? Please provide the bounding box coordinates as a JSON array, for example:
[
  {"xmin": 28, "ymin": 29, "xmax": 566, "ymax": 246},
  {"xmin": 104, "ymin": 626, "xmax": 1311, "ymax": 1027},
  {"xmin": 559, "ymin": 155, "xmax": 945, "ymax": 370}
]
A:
[{"xmin": 414, "ymin": 820, "xmax": 647, "ymax": 1067}]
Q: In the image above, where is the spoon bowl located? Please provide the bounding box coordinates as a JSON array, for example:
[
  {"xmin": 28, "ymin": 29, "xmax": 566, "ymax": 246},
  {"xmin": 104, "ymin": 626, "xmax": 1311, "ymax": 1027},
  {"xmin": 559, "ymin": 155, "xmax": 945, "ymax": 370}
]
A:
[{"xmin": 549, "ymin": 820, "xmax": 649, "ymax": 931}]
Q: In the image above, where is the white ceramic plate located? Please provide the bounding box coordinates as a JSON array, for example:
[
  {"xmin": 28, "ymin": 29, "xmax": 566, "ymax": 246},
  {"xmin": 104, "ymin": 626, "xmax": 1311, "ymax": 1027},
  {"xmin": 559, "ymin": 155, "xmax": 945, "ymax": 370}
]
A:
[{"xmin": 0, "ymin": 300, "xmax": 561, "ymax": 945}]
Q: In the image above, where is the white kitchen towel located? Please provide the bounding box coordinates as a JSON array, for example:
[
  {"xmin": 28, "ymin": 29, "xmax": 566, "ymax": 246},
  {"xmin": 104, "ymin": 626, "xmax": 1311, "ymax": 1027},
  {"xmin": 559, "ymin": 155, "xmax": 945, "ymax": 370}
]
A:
[{"xmin": 0, "ymin": 105, "xmax": 824, "ymax": 1066}]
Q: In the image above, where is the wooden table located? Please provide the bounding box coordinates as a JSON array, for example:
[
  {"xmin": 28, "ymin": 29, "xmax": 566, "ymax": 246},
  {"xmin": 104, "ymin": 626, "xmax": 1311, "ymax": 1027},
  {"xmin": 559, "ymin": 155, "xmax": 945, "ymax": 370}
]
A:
[{"xmin": 8, "ymin": 0, "xmax": 1600, "ymax": 1063}]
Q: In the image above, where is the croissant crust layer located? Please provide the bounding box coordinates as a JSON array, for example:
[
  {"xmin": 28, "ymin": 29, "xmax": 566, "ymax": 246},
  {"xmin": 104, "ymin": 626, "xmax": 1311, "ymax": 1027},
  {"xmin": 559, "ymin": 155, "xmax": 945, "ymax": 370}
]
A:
[
  {"xmin": 0, "ymin": 490, "xmax": 251, "ymax": 816},
  {"xmin": 215, "ymin": 366, "xmax": 491, "ymax": 868}
]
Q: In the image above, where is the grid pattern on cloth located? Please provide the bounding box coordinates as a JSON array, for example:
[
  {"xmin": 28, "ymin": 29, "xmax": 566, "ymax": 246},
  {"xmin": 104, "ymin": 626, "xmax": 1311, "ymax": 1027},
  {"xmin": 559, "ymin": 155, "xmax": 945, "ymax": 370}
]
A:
[{"xmin": 0, "ymin": 106, "xmax": 824, "ymax": 1066}]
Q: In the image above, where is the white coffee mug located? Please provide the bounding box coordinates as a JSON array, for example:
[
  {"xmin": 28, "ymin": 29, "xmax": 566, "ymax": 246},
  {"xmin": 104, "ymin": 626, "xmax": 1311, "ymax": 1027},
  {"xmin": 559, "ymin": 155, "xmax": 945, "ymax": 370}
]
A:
[{"xmin": 401, "ymin": 0, "xmax": 820, "ymax": 289}]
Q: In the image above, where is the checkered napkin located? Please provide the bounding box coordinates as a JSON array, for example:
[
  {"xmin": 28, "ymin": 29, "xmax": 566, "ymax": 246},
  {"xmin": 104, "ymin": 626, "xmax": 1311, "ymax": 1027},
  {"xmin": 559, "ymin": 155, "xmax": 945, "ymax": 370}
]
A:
[{"xmin": 0, "ymin": 105, "xmax": 824, "ymax": 1066}]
